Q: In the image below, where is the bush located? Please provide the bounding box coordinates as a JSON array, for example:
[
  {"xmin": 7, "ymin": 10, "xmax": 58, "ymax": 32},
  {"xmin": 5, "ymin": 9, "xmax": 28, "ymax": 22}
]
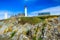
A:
[{"xmin": 19, "ymin": 17, "xmax": 41, "ymax": 25}]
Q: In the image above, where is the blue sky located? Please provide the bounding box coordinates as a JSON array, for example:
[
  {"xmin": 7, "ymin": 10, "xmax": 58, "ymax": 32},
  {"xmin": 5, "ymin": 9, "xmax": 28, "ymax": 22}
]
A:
[{"xmin": 0, "ymin": 0, "xmax": 60, "ymax": 19}]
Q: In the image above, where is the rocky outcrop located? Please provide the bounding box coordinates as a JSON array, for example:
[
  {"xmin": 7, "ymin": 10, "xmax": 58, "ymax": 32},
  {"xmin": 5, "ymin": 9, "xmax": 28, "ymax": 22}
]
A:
[{"xmin": 0, "ymin": 16, "xmax": 60, "ymax": 40}]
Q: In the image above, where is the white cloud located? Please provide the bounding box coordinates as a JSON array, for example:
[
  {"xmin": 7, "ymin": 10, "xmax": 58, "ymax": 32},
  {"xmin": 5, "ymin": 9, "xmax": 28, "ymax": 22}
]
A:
[{"xmin": 29, "ymin": 6, "xmax": 60, "ymax": 16}]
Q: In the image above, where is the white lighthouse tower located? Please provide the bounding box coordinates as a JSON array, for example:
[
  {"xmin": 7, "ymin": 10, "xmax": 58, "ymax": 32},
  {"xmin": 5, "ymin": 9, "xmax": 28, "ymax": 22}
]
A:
[
  {"xmin": 25, "ymin": 6, "xmax": 28, "ymax": 16},
  {"xmin": 5, "ymin": 12, "xmax": 8, "ymax": 19}
]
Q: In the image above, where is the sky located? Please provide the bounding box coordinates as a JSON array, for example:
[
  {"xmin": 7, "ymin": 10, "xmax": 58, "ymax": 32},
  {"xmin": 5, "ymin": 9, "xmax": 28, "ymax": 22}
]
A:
[{"xmin": 0, "ymin": 0, "xmax": 60, "ymax": 19}]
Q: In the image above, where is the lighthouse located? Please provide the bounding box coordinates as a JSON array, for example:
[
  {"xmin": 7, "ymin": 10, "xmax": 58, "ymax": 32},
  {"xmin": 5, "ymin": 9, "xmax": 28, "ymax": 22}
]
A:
[
  {"xmin": 5, "ymin": 12, "xmax": 8, "ymax": 19},
  {"xmin": 24, "ymin": 6, "xmax": 28, "ymax": 16}
]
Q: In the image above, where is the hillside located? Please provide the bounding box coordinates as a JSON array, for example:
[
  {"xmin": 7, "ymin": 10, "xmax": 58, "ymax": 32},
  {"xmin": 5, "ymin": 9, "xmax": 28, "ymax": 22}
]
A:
[{"xmin": 0, "ymin": 15, "xmax": 60, "ymax": 40}]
